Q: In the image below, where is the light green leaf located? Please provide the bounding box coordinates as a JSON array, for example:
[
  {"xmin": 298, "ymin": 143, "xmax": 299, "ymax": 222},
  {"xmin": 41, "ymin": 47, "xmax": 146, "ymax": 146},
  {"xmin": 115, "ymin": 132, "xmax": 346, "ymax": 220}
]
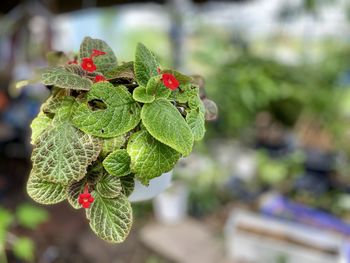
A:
[
  {"xmin": 31, "ymin": 122, "xmax": 101, "ymax": 184},
  {"xmin": 101, "ymin": 136, "xmax": 126, "ymax": 157},
  {"xmin": 133, "ymin": 86, "xmax": 155, "ymax": 103},
  {"xmin": 0, "ymin": 208, "xmax": 13, "ymax": 229},
  {"xmin": 13, "ymin": 237, "xmax": 35, "ymax": 262},
  {"xmin": 42, "ymin": 66, "xmax": 92, "ymax": 90},
  {"xmin": 146, "ymin": 75, "xmax": 171, "ymax": 99},
  {"xmin": 186, "ymin": 109, "xmax": 205, "ymax": 141},
  {"xmin": 188, "ymin": 94, "xmax": 205, "ymax": 113},
  {"xmin": 87, "ymin": 192, "xmax": 132, "ymax": 243},
  {"xmin": 103, "ymin": 149, "xmax": 131, "ymax": 177},
  {"xmin": 174, "ymin": 84, "xmax": 198, "ymax": 104},
  {"xmin": 27, "ymin": 173, "xmax": 67, "ymax": 204},
  {"xmin": 79, "ymin": 37, "xmax": 117, "ymax": 75},
  {"xmin": 30, "ymin": 111, "xmax": 52, "ymax": 145},
  {"xmin": 120, "ymin": 174, "xmax": 135, "ymax": 197},
  {"xmin": 134, "ymin": 43, "xmax": 159, "ymax": 87},
  {"xmin": 16, "ymin": 204, "xmax": 49, "ymax": 230},
  {"xmin": 96, "ymin": 173, "xmax": 122, "ymax": 198},
  {"xmin": 127, "ymin": 130, "xmax": 180, "ymax": 185},
  {"xmin": 72, "ymin": 82, "xmax": 141, "ymax": 138},
  {"xmin": 141, "ymin": 99, "xmax": 193, "ymax": 156}
]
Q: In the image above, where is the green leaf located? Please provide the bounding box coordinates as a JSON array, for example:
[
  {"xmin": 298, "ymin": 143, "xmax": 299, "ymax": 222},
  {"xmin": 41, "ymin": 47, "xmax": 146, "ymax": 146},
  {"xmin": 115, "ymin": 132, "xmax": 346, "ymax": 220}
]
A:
[
  {"xmin": 101, "ymin": 136, "xmax": 126, "ymax": 157},
  {"xmin": 87, "ymin": 192, "xmax": 132, "ymax": 243},
  {"xmin": 67, "ymin": 178, "xmax": 86, "ymax": 209},
  {"xmin": 104, "ymin": 61, "xmax": 134, "ymax": 81},
  {"xmin": 42, "ymin": 66, "xmax": 93, "ymax": 90},
  {"xmin": 79, "ymin": 37, "xmax": 117, "ymax": 75},
  {"xmin": 146, "ymin": 75, "xmax": 171, "ymax": 99},
  {"xmin": 31, "ymin": 121, "xmax": 101, "ymax": 184},
  {"xmin": 127, "ymin": 130, "xmax": 180, "ymax": 185},
  {"xmin": 96, "ymin": 173, "xmax": 122, "ymax": 198},
  {"xmin": 72, "ymin": 82, "xmax": 141, "ymax": 138},
  {"xmin": 174, "ymin": 84, "xmax": 198, "ymax": 104},
  {"xmin": 133, "ymin": 86, "xmax": 155, "ymax": 103},
  {"xmin": 27, "ymin": 173, "xmax": 67, "ymax": 204},
  {"xmin": 16, "ymin": 204, "xmax": 49, "ymax": 230},
  {"xmin": 141, "ymin": 99, "xmax": 193, "ymax": 156},
  {"xmin": 30, "ymin": 111, "xmax": 51, "ymax": 145},
  {"xmin": 13, "ymin": 237, "xmax": 35, "ymax": 262},
  {"xmin": 120, "ymin": 174, "xmax": 135, "ymax": 197},
  {"xmin": 0, "ymin": 208, "xmax": 13, "ymax": 229},
  {"xmin": 186, "ymin": 109, "xmax": 205, "ymax": 141},
  {"xmin": 134, "ymin": 43, "xmax": 159, "ymax": 87},
  {"xmin": 103, "ymin": 149, "xmax": 131, "ymax": 177}
]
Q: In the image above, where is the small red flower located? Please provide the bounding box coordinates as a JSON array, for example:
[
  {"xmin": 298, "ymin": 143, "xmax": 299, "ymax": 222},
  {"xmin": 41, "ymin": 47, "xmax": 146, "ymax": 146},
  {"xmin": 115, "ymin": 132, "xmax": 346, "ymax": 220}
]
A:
[
  {"xmin": 78, "ymin": 185, "xmax": 94, "ymax": 209},
  {"xmin": 161, "ymin": 73, "xmax": 179, "ymax": 90},
  {"xmin": 81, "ymin": 57, "xmax": 97, "ymax": 72},
  {"xmin": 68, "ymin": 59, "xmax": 78, "ymax": 65},
  {"xmin": 94, "ymin": 75, "xmax": 107, "ymax": 82},
  {"xmin": 91, "ymin": 49, "xmax": 106, "ymax": 57}
]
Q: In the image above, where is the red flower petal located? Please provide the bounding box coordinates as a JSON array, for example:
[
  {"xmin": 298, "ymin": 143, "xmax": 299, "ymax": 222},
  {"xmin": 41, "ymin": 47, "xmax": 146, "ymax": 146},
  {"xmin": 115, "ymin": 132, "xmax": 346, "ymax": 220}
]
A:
[
  {"xmin": 161, "ymin": 73, "xmax": 179, "ymax": 90},
  {"xmin": 68, "ymin": 59, "xmax": 78, "ymax": 65},
  {"xmin": 91, "ymin": 49, "xmax": 106, "ymax": 57},
  {"xmin": 94, "ymin": 75, "xmax": 106, "ymax": 83},
  {"xmin": 88, "ymin": 197, "xmax": 94, "ymax": 203},
  {"xmin": 81, "ymin": 57, "xmax": 97, "ymax": 72}
]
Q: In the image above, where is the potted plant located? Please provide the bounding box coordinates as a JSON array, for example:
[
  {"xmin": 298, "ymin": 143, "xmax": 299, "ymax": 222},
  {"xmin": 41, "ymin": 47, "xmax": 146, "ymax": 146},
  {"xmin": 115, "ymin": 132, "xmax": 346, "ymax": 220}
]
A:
[{"xmin": 27, "ymin": 37, "xmax": 215, "ymax": 243}]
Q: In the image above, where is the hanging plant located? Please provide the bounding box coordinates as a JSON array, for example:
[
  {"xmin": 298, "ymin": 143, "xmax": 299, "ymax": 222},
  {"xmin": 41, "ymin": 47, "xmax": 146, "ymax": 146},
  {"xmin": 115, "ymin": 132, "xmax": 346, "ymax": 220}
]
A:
[{"xmin": 27, "ymin": 37, "xmax": 216, "ymax": 243}]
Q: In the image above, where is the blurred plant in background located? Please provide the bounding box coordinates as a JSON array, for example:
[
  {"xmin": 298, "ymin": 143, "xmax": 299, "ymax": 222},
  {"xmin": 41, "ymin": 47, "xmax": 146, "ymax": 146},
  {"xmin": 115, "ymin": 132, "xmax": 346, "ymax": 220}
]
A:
[{"xmin": 0, "ymin": 203, "xmax": 48, "ymax": 263}]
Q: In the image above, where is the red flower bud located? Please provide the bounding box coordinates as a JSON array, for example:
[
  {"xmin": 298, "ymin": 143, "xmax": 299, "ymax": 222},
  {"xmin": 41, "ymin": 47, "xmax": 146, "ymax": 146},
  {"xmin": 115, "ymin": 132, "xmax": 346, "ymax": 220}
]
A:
[
  {"xmin": 94, "ymin": 75, "xmax": 107, "ymax": 83},
  {"xmin": 91, "ymin": 49, "xmax": 106, "ymax": 57}
]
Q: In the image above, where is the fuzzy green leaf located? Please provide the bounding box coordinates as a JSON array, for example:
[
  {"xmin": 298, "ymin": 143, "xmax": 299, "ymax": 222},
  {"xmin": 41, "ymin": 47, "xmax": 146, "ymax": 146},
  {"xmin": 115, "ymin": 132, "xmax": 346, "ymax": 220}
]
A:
[
  {"xmin": 101, "ymin": 136, "xmax": 126, "ymax": 157},
  {"xmin": 133, "ymin": 86, "xmax": 155, "ymax": 103},
  {"xmin": 31, "ymin": 97, "xmax": 101, "ymax": 184},
  {"xmin": 30, "ymin": 111, "xmax": 52, "ymax": 145},
  {"xmin": 72, "ymin": 82, "xmax": 141, "ymax": 138},
  {"xmin": 174, "ymin": 84, "xmax": 198, "ymax": 104},
  {"xmin": 103, "ymin": 149, "xmax": 131, "ymax": 177},
  {"xmin": 27, "ymin": 173, "xmax": 67, "ymax": 204},
  {"xmin": 87, "ymin": 192, "xmax": 132, "ymax": 243},
  {"xmin": 146, "ymin": 75, "xmax": 171, "ymax": 99},
  {"xmin": 127, "ymin": 130, "xmax": 180, "ymax": 185},
  {"xmin": 42, "ymin": 66, "xmax": 92, "ymax": 90},
  {"xmin": 141, "ymin": 99, "xmax": 193, "ymax": 156},
  {"xmin": 186, "ymin": 109, "xmax": 205, "ymax": 141},
  {"xmin": 96, "ymin": 173, "xmax": 122, "ymax": 198},
  {"xmin": 104, "ymin": 62, "xmax": 134, "ymax": 81},
  {"xmin": 79, "ymin": 37, "xmax": 117, "ymax": 75},
  {"xmin": 120, "ymin": 174, "xmax": 135, "ymax": 197},
  {"xmin": 134, "ymin": 43, "xmax": 159, "ymax": 87}
]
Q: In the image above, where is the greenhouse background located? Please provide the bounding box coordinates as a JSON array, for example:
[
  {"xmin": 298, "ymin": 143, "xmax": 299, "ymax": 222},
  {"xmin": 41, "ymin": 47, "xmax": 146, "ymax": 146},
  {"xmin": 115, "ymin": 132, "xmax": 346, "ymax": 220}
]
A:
[{"xmin": 2, "ymin": 0, "xmax": 350, "ymax": 262}]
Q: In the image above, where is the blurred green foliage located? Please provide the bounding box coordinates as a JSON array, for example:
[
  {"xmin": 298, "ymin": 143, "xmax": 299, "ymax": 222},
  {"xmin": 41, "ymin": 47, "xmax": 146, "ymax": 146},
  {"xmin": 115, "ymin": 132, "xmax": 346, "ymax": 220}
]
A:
[{"xmin": 0, "ymin": 204, "xmax": 48, "ymax": 263}]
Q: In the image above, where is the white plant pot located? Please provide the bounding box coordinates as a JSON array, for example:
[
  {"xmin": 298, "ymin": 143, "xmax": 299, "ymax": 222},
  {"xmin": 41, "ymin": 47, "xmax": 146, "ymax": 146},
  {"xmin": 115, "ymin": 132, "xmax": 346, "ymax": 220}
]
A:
[
  {"xmin": 153, "ymin": 182, "xmax": 188, "ymax": 225},
  {"xmin": 128, "ymin": 171, "xmax": 173, "ymax": 202}
]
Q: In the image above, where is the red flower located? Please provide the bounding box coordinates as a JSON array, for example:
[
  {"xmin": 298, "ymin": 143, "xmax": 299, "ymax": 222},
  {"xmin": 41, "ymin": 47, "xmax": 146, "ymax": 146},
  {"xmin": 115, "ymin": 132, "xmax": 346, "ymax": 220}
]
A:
[
  {"xmin": 78, "ymin": 185, "xmax": 94, "ymax": 209},
  {"xmin": 81, "ymin": 57, "xmax": 97, "ymax": 72},
  {"xmin": 161, "ymin": 73, "xmax": 179, "ymax": 90},
  {"xmin": 91, "ymin": 49, "xmax": 106, "ymax": 57},
  {"xmin": 94, "ymin": 75, "xmax": 106, "ymax": 82},
  {"xmin": 157, "ymin": 67, "xmax": 161, "ymax": 74}
]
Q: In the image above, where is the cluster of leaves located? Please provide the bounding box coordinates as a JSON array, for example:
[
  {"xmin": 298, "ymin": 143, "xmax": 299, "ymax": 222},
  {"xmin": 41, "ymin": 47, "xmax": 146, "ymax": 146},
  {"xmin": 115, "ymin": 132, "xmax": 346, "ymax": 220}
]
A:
[
  {"xmin": 0, "ymin": 204, "xmax": 48, "ymax": 262},
  {"xmin": 28, "ymin": 37, "xmax": 208, "ymax": 243}
]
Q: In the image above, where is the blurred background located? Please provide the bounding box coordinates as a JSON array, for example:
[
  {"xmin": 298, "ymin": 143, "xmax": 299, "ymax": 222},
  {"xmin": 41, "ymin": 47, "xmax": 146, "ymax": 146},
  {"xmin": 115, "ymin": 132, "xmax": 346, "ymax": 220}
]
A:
[{"xmin": 2, "ymin": 0, "xmax": 350, "ymax": 262}]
